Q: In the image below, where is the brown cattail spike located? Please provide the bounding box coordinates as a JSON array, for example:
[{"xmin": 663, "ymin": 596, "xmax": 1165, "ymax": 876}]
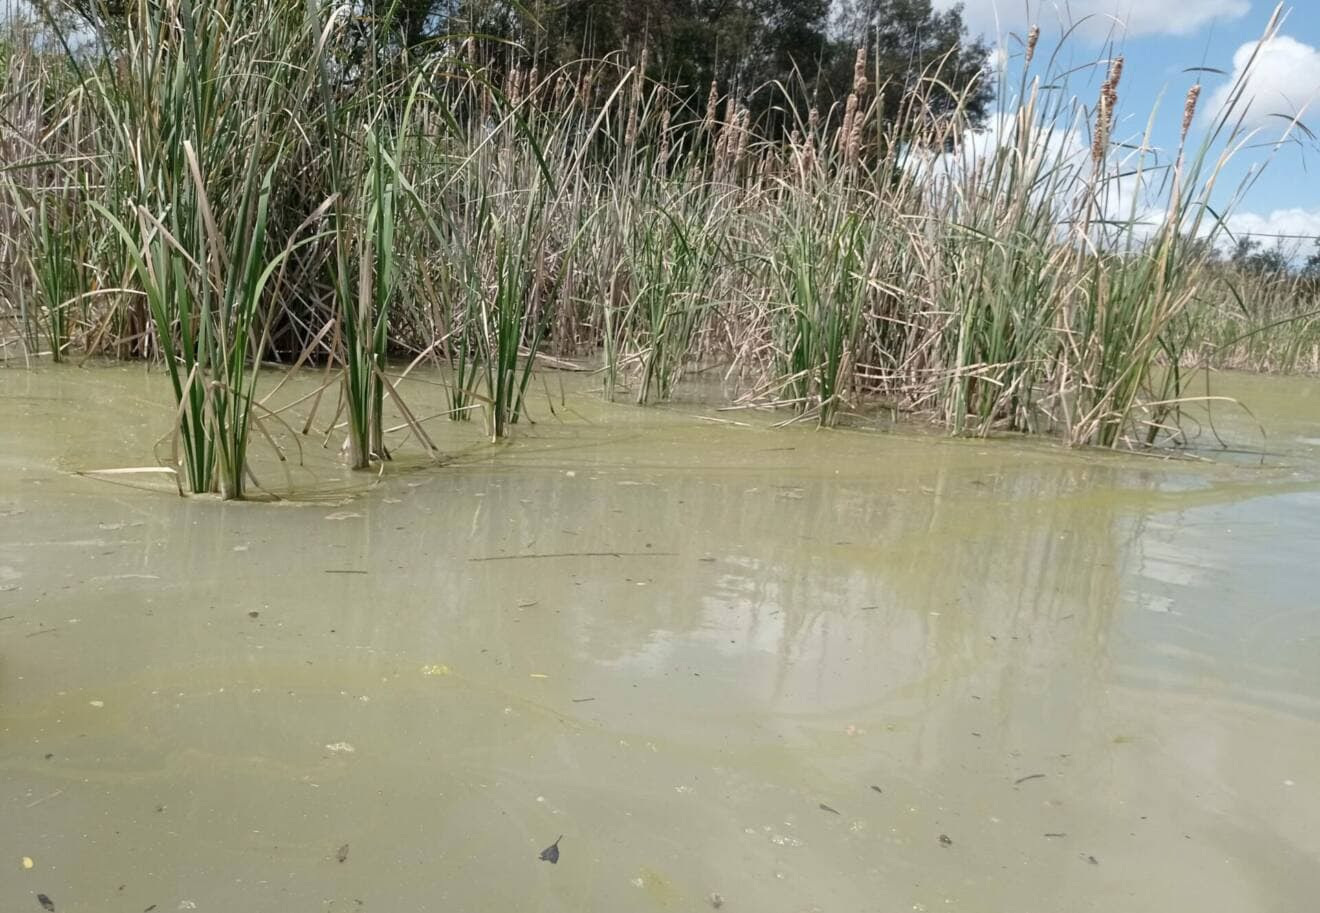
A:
[
  {"xmin": 1181, "ymin": 84, "xmax": 1200, "ymax": 141},
  {"xmin": 840, "ymin": 92, "xmax": 858, "ymax": 160},
  {"xmin": 1092, "ymin": 57, "xmax": 1122, "ymax": 165},
  {"xmin": 733, "ymin": 106, "xmax": 751, "ymax": 169},
  {"xmin": 852, "ymin": 47, "xmax": 868, "ymax": 96},
  {"xmin": 1025, "ymin": 26, "xmax": 1040, "ymax": 66}
]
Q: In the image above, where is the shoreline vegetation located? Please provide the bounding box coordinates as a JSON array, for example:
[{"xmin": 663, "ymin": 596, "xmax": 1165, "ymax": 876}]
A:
[{"xmin": 1, "ymin": 1, "xmax": 1317, "ymax": 498}]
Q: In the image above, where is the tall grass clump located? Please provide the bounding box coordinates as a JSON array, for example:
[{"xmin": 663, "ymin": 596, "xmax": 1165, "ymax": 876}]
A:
[
  {"xmin": 302, "ymin": 2, "xmax": 423, "ymax": 467},
  {"xmin": 84, "ymin": 0, "xmax": 317, "ymax": 496}
]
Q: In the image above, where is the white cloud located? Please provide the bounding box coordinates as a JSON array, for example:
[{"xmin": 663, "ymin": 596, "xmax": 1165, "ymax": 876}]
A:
[
  {"xmin": 1204, "ymin": 35, "xmax": 1320, "ymax": 131},
  {"xmin": 936, "ymin": 0, "xmax": 1248, "ymax": 41},
  {"xmin": 1226, "ymin": 207, "xmax": 1320, "ymax": 243},
  {"xmin": 919, "ymin": 113, "xmax": 1171, "ymax": 240}
]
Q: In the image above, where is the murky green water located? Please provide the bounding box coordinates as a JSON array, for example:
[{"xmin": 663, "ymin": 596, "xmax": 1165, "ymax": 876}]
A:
[{"xmin": 3, "ymin": 363, "xmax": 1319, "ymax": 912}]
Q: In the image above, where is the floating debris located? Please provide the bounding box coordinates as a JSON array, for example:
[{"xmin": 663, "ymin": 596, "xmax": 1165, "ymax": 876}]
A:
[
  {"xmin": 22, "ymin": 856, "xmax": 34, "ymax": 869},
  {"xmin": 337, "ymin": 843, "xmax": 350, "ymax": 863},
  {"xmin": 869, "ymin": 786, "xmax": 883, "ymax": 794},
  {"xmin": 938, "ymin": 834, "xmax": 953, "ymax": 847},
  {"xmin": 1044, "ymin": 832, "xmax": 1067, "ymax": 838},
  {"xmin": 539, "ymin": 835, "xmax": 563, "ymax": 864},
  {"xmin": 819, "ymin": 803, "xmax": 840, "ymax": 815},
  {"xmin": 324, "ymin": 742, "xmax": 355, "ymax": 753},
  {"xmin": 709, "ymin": 892, "xmax": 725, "ymax": 908},
  {"xmin": 37, "ymin": 894, "xmax": 55, "ymax": 912},
  {"xmin": 1014, "ymin": 773, "xmax": 1046, "ymax": 785},
  {"xmin": 1086, "ymin": 855, "xmax": 1099, "ymax": 865},
  {"xmin": 25, "ymin": 790, "xmax": 62, "ymax": 809},
  {"xmin": 420, "ymin": 664, "xmax": 453, "ymax": 677}
]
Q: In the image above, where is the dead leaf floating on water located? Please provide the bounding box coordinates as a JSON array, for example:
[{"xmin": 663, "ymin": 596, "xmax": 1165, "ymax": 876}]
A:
[
  {"xmin": 538, "ymin": 835, "xmax": 562, "ymax": 864},
  {"xmin": 37, "ymin": 894, "xmax": 55, "ymax": 912},
  {"xmin": 337, "ymin": 844, "xmax": 349, "ymax": 863},
  {"xmin": 939, "ymin": 834, "xmax": 953, "ymax": 847},
  {"xmin": 21, "ymin": 856, "xmax": 34, "ymax": 869}
]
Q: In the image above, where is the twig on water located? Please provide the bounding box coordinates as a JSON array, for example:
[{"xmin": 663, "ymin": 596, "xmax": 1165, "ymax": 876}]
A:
[{"xmin": 469, "ymin": 551, "xmax": 676, "ymax": 562}]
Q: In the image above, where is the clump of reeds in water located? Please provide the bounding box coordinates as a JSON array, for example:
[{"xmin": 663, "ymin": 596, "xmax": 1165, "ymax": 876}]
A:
[{"xmin": 0, "ymin": 2, "xmax": 1307, "ymax": 497}]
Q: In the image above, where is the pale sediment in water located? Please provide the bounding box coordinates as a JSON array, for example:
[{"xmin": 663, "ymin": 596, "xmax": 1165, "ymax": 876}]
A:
[{"xmin": 1, "ymin": 363, "xmax": 1319, "ymax": 911}]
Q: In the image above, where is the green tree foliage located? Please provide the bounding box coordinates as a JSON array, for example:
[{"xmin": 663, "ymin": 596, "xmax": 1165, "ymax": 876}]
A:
[
  {"xmin": 55, "ymin": 0, "xmax": 991, "ymax": 134},
  {"xmin": 1301, "ymin": 239, "xmax": 1320, "ymax": 279},
  {"xmin": 828, "ymin": 0, "xmax": 992, "ymax": 129},
  {"xmin": 1230, "ymin": 236, "xmax": 1291, "ymax": 277}
]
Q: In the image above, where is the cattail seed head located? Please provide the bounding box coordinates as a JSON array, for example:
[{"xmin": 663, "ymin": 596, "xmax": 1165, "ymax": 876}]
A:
[
  {"xmin": 733, "ymin": 105, "xmax": 751, "ymax": 168},
  {"xmin": 847, "ymin": 106, "xmax": 865, "ymax": 166},
  {"xmin": 1091, "ymin": 58, "xmax": 1122, "ymax": 165},
  {"xmin": 840, "ymin": 93, "xmax": 859, "ymax": 160},
  {"xmin": 1092, "ymin": 89, "xmax": 1112, "ymax": 164},
  {"xmin": 1025, "ymin": 25, "xmax": 1040, "ymax": 65},
  {"xmin": 852, "ymin": 46, "xmax": 868, "ymax": 96},
  {"xmin": 577, "ymin": 67, "xmax": 593, "ymax": 107},
  {"xmin": 657, "ymin": 107, "xmax": 672, "ymax": 173},
  {"xmin": 1107, "ymin": 55, "xmax": 1124, "ymax": 91},
  {"xmin": 704, "ymin": 80, "xmax": 719, "ymax": 133},
  {"xmin": 506, "ymin": 66, "xmax": 523, "ymax": 105},
  {"xmin": 1181, "ymin": 84, "xmax": 1200, "ymax": 140},
  {"xmin": 631, "ymin": 48, "xmax": 648, "ymax": 107}
]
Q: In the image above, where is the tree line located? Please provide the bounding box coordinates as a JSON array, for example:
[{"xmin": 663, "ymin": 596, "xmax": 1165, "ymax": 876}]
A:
[{"xmin": 62, "ymin": 0, "xmax": 994, "ymax": 133}]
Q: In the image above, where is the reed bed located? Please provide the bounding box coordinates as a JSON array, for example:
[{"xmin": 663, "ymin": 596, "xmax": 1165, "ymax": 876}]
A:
[{"xmin": 0, "ymin": 1, "xmax": 1308, "ymax": 497}]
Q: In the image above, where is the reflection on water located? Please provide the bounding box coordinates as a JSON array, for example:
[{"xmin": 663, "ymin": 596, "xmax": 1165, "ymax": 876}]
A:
[{"xmin": 2, "ymin": 364, "xmax": 1319, "ymax": 912}]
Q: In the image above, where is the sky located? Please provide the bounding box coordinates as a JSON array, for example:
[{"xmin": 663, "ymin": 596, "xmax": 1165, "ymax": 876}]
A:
[{"xmin": 935, "ymin": 0, "xmax": 1320, "ymax": 251}]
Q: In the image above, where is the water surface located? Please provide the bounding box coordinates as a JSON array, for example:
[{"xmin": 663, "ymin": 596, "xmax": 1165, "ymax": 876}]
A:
[{"xmin": 2, "ymin": 364, "xmax": 1319, "ymax": 912}]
